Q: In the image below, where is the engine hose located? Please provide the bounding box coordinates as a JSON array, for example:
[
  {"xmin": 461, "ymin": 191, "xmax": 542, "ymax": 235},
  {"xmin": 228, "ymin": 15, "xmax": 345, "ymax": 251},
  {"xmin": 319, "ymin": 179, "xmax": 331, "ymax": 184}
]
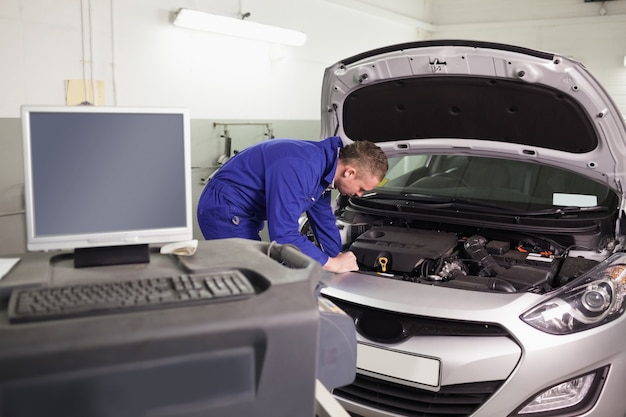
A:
[
  {"xmin": 464, "ymin": 235, "xmax": 505, "ymax": 277},
  {"xmin": 448, "ymin": 272, "xmax": 516, "ymax": 293}
]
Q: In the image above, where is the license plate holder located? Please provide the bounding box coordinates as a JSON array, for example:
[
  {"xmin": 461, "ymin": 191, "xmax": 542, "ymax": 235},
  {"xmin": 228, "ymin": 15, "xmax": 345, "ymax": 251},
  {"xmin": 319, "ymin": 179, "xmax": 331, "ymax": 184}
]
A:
[{"xmin": 357, "ymin": 343, "xmax": 441, "ymax": 387}]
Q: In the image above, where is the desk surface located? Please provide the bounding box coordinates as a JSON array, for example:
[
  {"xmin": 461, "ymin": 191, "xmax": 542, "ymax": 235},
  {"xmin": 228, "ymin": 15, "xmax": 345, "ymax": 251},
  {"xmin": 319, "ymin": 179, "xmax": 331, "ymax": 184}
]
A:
[{"xmin": 0, "ymin": 238, "xmax": 318, "ymax": 296}]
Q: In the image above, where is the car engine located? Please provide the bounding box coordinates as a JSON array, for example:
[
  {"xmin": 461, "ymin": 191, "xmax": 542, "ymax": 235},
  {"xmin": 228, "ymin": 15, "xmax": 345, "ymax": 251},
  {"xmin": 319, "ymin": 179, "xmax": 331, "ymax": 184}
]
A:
[{"xmin": 342, "ymin": 223, "xmax": 603, "ymax": 294}]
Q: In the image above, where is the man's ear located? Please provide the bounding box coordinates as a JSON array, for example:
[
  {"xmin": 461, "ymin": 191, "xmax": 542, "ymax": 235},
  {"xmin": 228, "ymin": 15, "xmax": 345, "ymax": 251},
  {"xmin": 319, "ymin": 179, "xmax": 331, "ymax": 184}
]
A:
[{"xmin": 343, "ymin": 166, "xmax": 357, "ymax": 178}]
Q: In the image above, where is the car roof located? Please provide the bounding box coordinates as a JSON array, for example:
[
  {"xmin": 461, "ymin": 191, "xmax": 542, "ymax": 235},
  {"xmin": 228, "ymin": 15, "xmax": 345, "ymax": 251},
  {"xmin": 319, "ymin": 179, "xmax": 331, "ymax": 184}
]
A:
[{"xmin": 320, "ymin": 40, "xmax": 626, "ymax": 190}]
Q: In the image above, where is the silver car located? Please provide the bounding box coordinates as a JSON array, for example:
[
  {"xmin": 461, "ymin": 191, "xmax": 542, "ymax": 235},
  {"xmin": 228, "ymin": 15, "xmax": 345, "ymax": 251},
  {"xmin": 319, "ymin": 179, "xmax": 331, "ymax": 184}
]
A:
[{"xmin": 316, "ymin": 40, "xmax": 626, "ymax": 417}]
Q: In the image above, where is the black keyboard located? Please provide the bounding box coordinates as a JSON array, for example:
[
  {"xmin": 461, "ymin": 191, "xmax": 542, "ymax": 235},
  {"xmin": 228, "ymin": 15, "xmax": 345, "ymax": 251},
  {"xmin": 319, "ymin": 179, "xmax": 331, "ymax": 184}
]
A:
[{"xmin": 8, "ymin": 271, "xmax": 255, "ymax": 324}]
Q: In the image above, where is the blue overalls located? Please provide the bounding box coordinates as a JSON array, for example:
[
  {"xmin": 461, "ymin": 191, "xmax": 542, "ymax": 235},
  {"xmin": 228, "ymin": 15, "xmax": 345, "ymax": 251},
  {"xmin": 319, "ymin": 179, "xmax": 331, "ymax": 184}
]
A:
[{"xmin": 197, "ymin": 136, "xmax": 343, "ymax": 265}]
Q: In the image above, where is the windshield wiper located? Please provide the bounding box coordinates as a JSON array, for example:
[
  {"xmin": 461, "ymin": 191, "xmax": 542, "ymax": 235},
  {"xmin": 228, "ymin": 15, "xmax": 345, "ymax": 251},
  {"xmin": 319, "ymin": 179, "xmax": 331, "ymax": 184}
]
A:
[
  {"xmin": 527, "ymin": 205, "xmax": 609, "ymax": 216},
  {"xmin": 369, "ymin": 193, "xmax": 526, "ymax": 213},
  {"xmin": 427, "ymin": 199, "xmax": 609, "ymax": 216},
  {"xmin": 367, "ymin": 191, "xmax": 458, "ymax": 203},
  {"xmin": 365, "ymin": 192, "xmax": 608, "ymax": 216},
  {"xmin": 432, "ymin": 198, "xmax": 531, "ymax": 214}
]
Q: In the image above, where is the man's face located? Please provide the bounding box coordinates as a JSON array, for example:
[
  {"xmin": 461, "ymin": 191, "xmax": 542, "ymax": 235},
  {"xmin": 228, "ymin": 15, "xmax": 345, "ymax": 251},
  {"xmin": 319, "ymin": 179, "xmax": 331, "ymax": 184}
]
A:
[{"xmin": 335, "ymin": 167, "xmax": 381, "ymax": 197}]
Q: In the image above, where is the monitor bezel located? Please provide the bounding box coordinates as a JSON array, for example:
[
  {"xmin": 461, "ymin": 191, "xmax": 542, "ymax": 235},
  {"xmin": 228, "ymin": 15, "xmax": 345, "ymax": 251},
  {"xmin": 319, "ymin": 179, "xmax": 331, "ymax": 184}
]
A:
[{"xmin": 21, "ymin": 105, "xmax": 193, "ymax": 253}]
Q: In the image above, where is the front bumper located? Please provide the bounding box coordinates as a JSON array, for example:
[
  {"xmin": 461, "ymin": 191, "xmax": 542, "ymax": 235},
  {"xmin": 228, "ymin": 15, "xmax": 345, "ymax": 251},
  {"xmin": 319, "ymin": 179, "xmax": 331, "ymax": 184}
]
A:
[{"xmin": 321, "ymin": 272, "xmax": 626, "ymax": 416}]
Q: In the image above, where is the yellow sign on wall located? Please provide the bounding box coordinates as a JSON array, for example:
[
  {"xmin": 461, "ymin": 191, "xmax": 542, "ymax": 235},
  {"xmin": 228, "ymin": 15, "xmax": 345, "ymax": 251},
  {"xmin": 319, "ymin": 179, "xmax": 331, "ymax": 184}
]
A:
[{"xmin": 65, "ymin": 79, "xmax": 105, "ymax": 105}]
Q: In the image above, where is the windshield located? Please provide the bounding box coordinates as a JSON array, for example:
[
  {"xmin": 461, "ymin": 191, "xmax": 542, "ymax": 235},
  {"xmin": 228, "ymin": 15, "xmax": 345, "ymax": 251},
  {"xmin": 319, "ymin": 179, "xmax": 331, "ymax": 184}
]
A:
[{"xmin": 376, "ymin": 155, "xmax": 617, "ymax": 211}]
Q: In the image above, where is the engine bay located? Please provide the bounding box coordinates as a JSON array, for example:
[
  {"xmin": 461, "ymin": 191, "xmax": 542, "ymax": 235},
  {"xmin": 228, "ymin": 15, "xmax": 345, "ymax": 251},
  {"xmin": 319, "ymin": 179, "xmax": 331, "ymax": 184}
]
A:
[{"xmin": 343, "ymin": 222, "xmax": 604, "ymax": 294}]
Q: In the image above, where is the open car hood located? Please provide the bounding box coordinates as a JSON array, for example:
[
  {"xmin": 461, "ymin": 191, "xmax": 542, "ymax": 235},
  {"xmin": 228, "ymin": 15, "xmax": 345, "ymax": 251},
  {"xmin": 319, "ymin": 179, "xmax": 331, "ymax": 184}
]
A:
[{"xmin": 320, "ymin": 40, "xmax": 626, "ymax": 190}]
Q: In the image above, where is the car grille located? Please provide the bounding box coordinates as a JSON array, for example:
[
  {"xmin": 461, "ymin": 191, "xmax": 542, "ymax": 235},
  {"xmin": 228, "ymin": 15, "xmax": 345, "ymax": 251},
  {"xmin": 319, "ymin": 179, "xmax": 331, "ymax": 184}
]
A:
[
  {"xmin": 324, "ymin": 296, "xmax": 510, "ymax": 343},
  {"xmin": 336, "ymin": 373, "xmax": 504, "ymax": 417}
]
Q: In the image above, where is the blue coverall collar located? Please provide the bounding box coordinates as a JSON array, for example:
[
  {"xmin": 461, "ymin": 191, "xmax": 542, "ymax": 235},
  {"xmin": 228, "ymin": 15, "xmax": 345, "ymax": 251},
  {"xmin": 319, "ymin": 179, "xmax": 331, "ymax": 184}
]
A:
[{"xmin": 322, "ymin": 136, "xmax": 343, "ymax": 188}]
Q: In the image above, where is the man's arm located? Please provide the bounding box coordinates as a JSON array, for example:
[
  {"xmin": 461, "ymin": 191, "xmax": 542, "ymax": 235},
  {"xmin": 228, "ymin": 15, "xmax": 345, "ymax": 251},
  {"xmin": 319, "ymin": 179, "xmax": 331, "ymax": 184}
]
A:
[
  {"xmin": 264, "ymin": 159, "xmax": 359, "ymax": 273},
  {"xmin": 301, "ymin": 187, "xmax": 360, "ymax": 273},
  {"xmin": 264, "ymin": 160, "xmax": 331, "ymax": 264},
  {"xmin": 305, "ymin": 192, "xmax": 342, "ymax": 256}
]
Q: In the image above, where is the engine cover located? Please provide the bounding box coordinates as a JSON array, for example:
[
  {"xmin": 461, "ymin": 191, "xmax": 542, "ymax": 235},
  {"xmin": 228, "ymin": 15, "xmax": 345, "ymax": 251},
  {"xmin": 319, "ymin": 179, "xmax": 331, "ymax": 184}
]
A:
[{"xmin": 350, "ymin": 226, "xmax": 458, "ymax": 273}]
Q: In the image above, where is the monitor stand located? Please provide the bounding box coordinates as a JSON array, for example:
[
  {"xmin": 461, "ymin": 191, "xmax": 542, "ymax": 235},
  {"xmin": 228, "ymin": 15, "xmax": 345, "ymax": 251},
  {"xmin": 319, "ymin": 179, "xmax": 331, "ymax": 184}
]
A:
[{"xmin": 73, "ymin": 244, "xmax": 150, "ymax": 268}]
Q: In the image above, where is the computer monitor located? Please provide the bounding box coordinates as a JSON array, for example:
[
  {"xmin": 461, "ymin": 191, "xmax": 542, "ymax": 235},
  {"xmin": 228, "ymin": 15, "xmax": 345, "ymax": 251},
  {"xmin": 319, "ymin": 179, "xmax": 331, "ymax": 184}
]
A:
[{"xmin": 21, "ymin": 105, "xmax": 192, "ymax": 267}]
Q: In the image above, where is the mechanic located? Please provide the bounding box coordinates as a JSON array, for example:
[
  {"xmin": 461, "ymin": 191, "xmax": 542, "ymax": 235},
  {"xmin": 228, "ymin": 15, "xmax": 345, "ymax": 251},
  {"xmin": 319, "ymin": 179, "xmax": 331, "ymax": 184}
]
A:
[{"xmin": 197, "ymin": 136, "xmax": 388, "ymax": 273}]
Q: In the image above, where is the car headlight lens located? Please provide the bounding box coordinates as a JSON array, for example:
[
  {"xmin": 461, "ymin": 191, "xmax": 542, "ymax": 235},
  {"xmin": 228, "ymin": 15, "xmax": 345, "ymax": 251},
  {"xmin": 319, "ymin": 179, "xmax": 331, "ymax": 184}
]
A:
[
  {"xmin": 511, "ymin": 367, "xmax": 608, "ymax": 416},
  {"xmin": 521, "ymin": 254, "xmax": 626, "ymax": 334},
  {"xmin": 517, "ymin": 373, "xmax": 594, "ymax": 414}
]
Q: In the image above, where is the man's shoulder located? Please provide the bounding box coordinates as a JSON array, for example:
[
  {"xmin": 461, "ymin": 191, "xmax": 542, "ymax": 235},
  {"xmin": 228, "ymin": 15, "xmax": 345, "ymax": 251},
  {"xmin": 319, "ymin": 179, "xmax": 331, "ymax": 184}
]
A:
[{"xmin": 321, "ymin": 136, "xmax": 343, "ymax": 147}]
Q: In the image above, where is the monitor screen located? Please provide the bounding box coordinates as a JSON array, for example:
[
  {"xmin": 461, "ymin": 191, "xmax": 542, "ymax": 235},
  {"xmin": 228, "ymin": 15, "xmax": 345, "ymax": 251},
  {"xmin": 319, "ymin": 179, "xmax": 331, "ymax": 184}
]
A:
[{"xmin": 21, "ymin": 105, "xmax": 192, "ymax": 257}]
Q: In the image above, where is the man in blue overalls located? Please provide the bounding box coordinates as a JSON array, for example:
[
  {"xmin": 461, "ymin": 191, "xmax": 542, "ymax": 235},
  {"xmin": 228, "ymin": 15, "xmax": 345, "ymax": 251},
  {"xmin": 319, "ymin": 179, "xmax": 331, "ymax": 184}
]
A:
[{"xmin": 197, "ymin": 136, "xmax": 388, "ymax": 273}]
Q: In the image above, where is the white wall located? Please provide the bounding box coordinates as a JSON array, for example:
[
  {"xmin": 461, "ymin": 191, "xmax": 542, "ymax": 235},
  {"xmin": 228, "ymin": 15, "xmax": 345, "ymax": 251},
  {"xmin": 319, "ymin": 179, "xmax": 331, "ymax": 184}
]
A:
[
  {"xmin": 3, "ymin": 0, "xmax": 625, "ymax": 117},
  {"xmin": 0, "ymin": 0, "xmax": 428, "ymax": 119},
  {"xmin": 2, "ymin": 0, "xmax": 626, "ymax": 119}
]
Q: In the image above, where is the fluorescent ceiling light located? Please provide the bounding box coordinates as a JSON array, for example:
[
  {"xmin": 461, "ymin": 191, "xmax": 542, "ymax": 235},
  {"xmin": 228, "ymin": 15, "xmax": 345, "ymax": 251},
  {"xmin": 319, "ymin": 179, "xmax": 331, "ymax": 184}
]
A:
[{"xmin": 173, "ymin": 8, "xmax": 307, "ymax": 46}]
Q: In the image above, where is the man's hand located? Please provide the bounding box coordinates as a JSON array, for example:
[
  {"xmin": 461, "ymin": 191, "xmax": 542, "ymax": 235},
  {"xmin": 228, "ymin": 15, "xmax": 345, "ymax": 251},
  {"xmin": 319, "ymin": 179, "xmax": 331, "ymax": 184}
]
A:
[{"xmin": 323, "ymin": 251, "xmax": 359, "ymax": 273}]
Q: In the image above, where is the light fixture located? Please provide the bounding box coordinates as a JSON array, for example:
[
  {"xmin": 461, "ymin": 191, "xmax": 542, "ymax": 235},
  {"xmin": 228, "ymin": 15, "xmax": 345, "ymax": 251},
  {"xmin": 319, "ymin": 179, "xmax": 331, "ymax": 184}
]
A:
[
  {"xmin": 623, "ymin": 55, "xmax": 626, "ymax": 67},
  {"xmin": 172, "ymin": 8, "xmax": 307, "ymax": 46}
]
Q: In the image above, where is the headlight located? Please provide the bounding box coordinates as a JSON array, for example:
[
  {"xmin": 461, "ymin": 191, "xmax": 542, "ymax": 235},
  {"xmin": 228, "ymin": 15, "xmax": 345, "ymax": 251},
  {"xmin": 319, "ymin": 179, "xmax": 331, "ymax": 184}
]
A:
[
  {"xmin": 521, "ymin": 254, "xmax": 626, "ymax": 334},
  {"xmin": 511, "ymin": 367, "xmax": 608, "ymax": 416}
]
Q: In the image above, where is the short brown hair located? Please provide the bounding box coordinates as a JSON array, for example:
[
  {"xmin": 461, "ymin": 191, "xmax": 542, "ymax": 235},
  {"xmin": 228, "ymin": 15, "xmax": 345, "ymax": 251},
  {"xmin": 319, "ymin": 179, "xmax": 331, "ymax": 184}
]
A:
[{"xmin": 339, "ymin": 141, "xmax": 388, "ymax": 180}]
